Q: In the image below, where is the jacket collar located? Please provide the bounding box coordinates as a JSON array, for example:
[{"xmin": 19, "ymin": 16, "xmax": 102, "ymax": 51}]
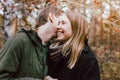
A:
[
  {"xmin": 18, "ymin": 28, "xmax": 44, "ymax": 47},
  {"xmin": 83, "ymin": 40, "xmax": 90, "ymax": 53}
]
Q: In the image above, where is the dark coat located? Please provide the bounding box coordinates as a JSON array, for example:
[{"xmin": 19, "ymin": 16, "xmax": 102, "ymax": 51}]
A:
[
  {"xmin": 47, "ymin": 43, "xmax": 100, "ymax": 80},
  {"xmin": 0, "ymin": 29, "xmax": 48, "ymax": 80}
]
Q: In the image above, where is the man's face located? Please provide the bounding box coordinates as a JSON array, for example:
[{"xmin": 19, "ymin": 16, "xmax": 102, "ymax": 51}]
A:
[
  {"xmin": 37, "ymin": 14, "xmax": 59, "ymax": 43},
  {"xmin": 45, "ymin": 14, "xmax": 60, "ymax": 39}
]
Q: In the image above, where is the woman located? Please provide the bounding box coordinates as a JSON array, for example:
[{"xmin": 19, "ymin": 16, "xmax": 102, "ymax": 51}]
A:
[{"xmin": 45, "ymin": 12, "xmax": 100, "ymax": 80}]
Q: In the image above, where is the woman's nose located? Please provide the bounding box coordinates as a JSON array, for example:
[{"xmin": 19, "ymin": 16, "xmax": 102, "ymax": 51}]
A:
[
  {"xmin": 56, "ymin": 21, "xmax": 62, "ymax": 29},
  {"xmin": 56, "ymin": 25, "xmax": 61, "ymax": 28}
]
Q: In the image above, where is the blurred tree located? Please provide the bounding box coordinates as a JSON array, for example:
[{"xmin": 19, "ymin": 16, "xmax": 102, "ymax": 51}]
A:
[{"xmin": 0, "ymin": 0, "xmax": 120, "ymax": 79}]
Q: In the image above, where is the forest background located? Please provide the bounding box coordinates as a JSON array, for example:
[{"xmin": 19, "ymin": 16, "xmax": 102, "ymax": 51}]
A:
[{"xmin": 0, "ymin": 0, "xmax": 120, "ymax": 80}]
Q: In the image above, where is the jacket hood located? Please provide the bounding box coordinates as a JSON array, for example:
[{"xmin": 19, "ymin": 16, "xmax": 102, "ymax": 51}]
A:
[{"xmin": 18, "ymin": 28, "xmax": 43, "ymax": 47}]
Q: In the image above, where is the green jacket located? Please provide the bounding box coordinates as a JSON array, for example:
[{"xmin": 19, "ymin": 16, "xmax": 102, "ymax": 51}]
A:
[{"xmin": 0, "ymin": 29, "xmax": 48, "ymax": 80}]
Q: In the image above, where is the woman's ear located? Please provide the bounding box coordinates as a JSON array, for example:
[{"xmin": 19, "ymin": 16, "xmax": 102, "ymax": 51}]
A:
[{"xmin": 48, "ymin": 12, "xmax": 54, "ymax": 23}]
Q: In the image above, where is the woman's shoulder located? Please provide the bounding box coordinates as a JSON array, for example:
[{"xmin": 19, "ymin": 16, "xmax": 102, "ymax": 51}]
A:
[
  {"xmin": 74, "ymin": 49, "xmax": 98, "ymax": 70},
  {"xmin": 79, "ymin": 45, "xmax": 98, "ymax": 64},
  {"xmin": 81, "ymin": 51, "xmax": 97, "ymax": 63}
]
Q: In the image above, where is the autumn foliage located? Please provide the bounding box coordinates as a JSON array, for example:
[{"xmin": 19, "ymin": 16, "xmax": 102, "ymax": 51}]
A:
[{"xmin": 0, "ymin": 0, "xmax": 120, "ymax": 79}]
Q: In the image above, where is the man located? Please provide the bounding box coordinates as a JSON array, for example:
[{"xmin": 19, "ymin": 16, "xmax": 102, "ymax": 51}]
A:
[{"xmin": 0, "ymin": 6, "xmax": 64, "ymax": 80}]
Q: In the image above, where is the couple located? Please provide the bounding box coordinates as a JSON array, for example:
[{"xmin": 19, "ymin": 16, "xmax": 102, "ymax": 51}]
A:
[{"xmin": 0, "ymin": 6, "xmax": 100, "ymax": 80}]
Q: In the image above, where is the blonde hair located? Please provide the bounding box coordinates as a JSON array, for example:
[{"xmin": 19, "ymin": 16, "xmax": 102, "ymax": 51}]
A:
[{"xmin": 62, "ymin": 12, "xmax": 89, "ymax": 69}]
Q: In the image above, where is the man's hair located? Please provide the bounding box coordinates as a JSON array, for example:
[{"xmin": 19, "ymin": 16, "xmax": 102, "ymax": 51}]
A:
[{"xmin": 35, "ymin": 6, "xmax": 63, "ymax": 29}]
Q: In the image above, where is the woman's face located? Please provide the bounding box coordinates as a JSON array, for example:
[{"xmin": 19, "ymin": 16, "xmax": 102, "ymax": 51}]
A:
[{"xmin": 56, "ymin": 14, "xmax": 72, "ymax": 42}]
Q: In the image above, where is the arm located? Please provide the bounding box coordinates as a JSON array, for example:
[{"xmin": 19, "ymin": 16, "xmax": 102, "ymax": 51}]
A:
[
  {"xmin": 81, "ymin": 58, "xmax": 100, "ymax": 80},
  {"xmin": 74, "ymin": 51, "xmax": 100, "ymax": 80},
  {"xmin": 79, "ymin": 51, "xmax": 100, "ymax": 80},
  {"xmin": 0, "ymin": 36, "xmax": 42, "ymax": 80}
]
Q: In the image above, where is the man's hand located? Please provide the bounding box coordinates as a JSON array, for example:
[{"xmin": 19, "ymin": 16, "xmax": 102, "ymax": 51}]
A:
[{"xmin": 44, "ymin": 75, "xmax": 58, "ymax": 80}]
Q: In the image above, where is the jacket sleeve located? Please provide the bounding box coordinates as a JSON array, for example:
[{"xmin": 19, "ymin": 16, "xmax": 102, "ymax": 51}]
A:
[
  {"xmin": 81, "ymin": 58, "xmax": 100, "ymax": 80},
  {"xmin": 77, "ymin": 52, "xmax": 100, "ymax": 80},
  {"xmin": 0, "ymin": 36, "xmax": 42, "ymax": 80}
]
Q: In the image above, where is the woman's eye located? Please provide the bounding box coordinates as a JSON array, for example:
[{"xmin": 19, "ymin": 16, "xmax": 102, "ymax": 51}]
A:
[
  {"xmin": 58, "ymin": 21, "xmax": 60, "ymax": 25},
  {"xmin": 62, "ymin": 21, "xmax": 66, "ymax": 24}
]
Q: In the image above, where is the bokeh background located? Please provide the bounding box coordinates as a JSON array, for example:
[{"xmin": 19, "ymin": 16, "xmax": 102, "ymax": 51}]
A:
[{"xmin": 0, "ymin": 0, "xmax": 120, "ymax": 80}]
